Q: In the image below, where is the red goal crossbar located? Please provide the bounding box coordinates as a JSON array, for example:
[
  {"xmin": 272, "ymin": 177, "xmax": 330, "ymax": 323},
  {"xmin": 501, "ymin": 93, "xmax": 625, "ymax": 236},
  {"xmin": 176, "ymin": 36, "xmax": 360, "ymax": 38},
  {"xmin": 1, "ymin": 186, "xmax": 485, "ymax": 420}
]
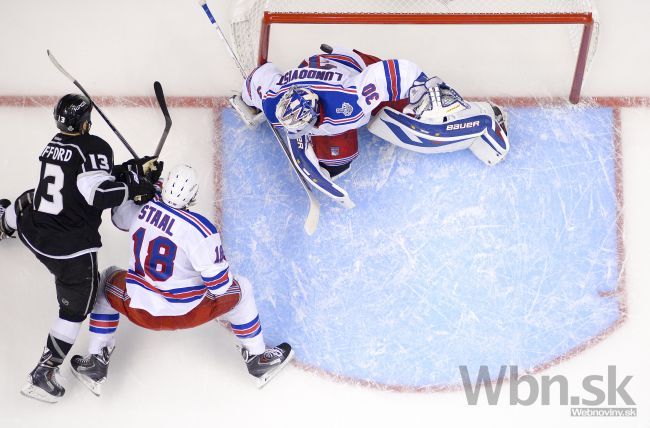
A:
[{"xmin": 258, "ymin": 12, "xmax": 595, "ymax": 103}]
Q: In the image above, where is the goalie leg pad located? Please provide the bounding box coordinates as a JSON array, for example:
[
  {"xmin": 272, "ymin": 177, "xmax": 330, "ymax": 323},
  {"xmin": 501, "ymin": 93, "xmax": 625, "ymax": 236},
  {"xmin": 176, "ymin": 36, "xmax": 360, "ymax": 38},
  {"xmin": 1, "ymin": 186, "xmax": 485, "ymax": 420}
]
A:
[
  {"xmin": 368, "ymin": 102, "xmax": 510, "ymax": 165},
  {"xmin": 368, "ymin": 106, "xmax": 487, "ymax": 154}
]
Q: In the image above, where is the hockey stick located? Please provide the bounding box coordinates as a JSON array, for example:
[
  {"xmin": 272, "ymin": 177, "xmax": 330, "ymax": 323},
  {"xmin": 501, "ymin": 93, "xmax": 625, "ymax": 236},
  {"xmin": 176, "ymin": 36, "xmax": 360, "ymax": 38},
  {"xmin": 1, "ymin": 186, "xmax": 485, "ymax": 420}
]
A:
[
  {"xmin": 198, "ymin": 0, "xmax": 320, "ymax": 236},
  {"xmin": 47, "ymin": 50, "xmax": 140, "ymax": 159},
  {"xmin": 153, "ymin": 81, "xmax": 172, "ymax": 157}
]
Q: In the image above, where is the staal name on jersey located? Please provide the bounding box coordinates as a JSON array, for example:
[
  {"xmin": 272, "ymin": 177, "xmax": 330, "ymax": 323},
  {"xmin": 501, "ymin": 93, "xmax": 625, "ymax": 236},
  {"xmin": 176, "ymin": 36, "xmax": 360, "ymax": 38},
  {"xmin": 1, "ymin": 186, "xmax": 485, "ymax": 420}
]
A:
[{"xmin": 137, "ymin": 205, "xmax": 175, "ymax": 236}]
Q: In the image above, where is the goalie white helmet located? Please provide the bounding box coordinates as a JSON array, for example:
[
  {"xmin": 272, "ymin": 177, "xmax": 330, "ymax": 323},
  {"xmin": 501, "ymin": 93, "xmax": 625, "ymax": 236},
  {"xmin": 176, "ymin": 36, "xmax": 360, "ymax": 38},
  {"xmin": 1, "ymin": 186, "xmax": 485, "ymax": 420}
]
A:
[
  {"xmin": 161, "ymin": 164, "xmax": 199, "ymax": 210},
  {"xmin": 275, "ymin": 86, "xmax": 319, "ymax": 136}
]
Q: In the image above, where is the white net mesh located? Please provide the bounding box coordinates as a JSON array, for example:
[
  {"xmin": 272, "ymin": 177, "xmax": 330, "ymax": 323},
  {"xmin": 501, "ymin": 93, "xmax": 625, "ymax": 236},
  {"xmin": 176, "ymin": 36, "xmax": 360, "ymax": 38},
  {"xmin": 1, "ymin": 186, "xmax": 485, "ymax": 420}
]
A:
[
  {"xmin": 260, "ymin": 0, "xmax": 594, "ymax": 14},
  {"xmin": 230, "ymin": 0, "xmax": 598, "ymax": 95}
]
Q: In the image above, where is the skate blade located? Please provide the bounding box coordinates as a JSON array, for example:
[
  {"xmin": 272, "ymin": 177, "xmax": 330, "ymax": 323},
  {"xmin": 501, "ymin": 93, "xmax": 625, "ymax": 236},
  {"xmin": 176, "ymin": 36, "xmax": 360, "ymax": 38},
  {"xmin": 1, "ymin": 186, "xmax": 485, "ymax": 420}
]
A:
[
  {"xmin": 70, "ymin": 367, "xmax": 104, "ymax": 397},
  {"xmin": 255, "ymin": 349, "xmax": 295, "ymax": 389},
  {"xmin": 20, "ymin": 383, "xmax": 61, "ymax": 403}
]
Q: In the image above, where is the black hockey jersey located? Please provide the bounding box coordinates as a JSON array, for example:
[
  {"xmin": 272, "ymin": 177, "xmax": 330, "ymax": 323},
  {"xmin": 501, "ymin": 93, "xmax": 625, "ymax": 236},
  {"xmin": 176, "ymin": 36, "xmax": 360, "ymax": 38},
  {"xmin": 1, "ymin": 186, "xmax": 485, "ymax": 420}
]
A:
[{"xmin": 18, "ymin": 133, "xmax": 128, "ymax": 258}]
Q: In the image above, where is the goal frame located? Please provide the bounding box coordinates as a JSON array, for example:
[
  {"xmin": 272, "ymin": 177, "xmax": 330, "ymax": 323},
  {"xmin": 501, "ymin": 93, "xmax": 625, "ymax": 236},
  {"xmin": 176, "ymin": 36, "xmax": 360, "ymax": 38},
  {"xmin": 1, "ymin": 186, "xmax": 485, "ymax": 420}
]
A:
[{"xmin": 256, "ymin": 11, "xmax": 596, "ymax": 103}]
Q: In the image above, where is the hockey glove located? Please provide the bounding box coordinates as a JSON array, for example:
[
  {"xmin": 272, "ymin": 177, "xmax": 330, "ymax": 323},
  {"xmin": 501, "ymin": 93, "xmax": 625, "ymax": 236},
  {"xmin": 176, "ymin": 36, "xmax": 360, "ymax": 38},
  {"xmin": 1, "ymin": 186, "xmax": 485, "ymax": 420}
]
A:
[
  {"xmin": 404, "ymin": 76, "xmax": 443, "ymax": 118},
  {"xmin": 123, "ymin": 171, "xmax": 156, "ymax": 205},
  {"xmin": 113, "ymin": 156, "xmax": 158, "ymax": 179},
  {"xmin": 404, "ymin": 76, "xmax": 468, "ymax": 120},
  {"xmin": 145, "ymin": 160, "xmax": 164, "ymax": 183}
]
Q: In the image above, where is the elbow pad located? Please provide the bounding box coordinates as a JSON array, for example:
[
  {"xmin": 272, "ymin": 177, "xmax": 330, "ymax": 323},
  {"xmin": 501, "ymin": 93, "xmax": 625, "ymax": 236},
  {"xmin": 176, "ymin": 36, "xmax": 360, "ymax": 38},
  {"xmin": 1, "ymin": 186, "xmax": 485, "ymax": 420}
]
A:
[{"xmin": 92, "ymin": 181, "xmax": 128, "ymax": 210}]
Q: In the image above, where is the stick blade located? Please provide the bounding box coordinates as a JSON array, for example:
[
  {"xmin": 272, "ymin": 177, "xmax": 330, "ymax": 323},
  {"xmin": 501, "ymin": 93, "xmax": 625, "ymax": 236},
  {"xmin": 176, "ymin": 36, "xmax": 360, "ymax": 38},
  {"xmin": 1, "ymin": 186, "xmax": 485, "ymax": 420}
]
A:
[
  {"xmin": 303, "ymin": 197, "xmax": 320, "ymax": 235},
  {"xmin": 153, "ymin": 81, "xmax": 171, "ymax": 119},
  {"xmin": 153, "ymin": 81, "xmax": 172, "ymax": 158},
  {"xmin": 46, "ymin": 49, "xmax": 75, "ymax": 82}
]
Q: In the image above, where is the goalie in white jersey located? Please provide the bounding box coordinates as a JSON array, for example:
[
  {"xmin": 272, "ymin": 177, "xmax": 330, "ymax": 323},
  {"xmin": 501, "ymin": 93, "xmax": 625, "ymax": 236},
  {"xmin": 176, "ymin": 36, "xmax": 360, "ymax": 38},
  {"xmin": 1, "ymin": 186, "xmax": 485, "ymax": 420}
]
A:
[
  {"xmin": 69, "ymin": 165, "xmax": 293, "ymax": 394},
  {"xmin": 231, "ymin": 45, "xmax": 509, "ymax": 207}
]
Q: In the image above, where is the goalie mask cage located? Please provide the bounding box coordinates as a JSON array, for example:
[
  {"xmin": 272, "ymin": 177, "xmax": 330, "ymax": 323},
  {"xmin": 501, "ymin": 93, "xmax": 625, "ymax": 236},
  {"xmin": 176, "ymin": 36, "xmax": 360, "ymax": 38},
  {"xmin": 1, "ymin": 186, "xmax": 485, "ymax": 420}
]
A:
[{"xmin": 229, "ymin": 0, "xmax": 598, "ymax": 104}]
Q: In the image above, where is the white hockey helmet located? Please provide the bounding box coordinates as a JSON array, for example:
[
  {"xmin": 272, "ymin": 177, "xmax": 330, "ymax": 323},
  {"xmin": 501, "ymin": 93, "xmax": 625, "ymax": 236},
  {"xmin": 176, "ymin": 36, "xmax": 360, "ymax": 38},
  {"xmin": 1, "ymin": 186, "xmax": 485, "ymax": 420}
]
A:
[
  {"xmin": 161, "ymin": 164, "xmax": 199, "ymax": 210},
  {"xmin": 275, "ymin": 86, "xmax": 319, "ymax": 136}
]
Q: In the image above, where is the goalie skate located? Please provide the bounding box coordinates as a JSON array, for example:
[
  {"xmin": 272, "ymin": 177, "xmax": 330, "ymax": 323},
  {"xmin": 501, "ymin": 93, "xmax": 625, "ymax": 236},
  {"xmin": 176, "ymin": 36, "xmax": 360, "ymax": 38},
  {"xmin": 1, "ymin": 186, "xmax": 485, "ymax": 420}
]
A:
[
  {"xmin": 229, "ymin": 94, "xmax": 265, "ymax": 127},
  {"xmin": 490, "ymin": 103, "xmax": 508, "ymax": 136}
]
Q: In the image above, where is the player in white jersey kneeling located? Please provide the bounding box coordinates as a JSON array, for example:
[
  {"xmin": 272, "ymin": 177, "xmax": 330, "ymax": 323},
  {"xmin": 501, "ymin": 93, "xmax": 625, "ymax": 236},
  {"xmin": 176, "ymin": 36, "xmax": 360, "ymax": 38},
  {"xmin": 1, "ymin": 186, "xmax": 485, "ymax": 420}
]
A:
[
  {"xmin": 70, "ymin": 164, "xmax": 293, "ymax": 394},
  {"xmin": 231, "ymin": 45, "xmax": 509, "ymax": 207}
]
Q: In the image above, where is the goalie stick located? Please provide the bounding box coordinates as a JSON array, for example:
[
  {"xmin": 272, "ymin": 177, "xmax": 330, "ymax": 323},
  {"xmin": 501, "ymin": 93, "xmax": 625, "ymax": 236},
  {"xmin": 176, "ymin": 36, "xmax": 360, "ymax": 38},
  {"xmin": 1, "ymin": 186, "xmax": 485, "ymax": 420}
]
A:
[
  {"xmin": 47, "ymin": 50, "xmax": 140, "ymax": 159},
  {"xmin": 198, "ymin": 0, "xmax": 320, "ymax": 236}
]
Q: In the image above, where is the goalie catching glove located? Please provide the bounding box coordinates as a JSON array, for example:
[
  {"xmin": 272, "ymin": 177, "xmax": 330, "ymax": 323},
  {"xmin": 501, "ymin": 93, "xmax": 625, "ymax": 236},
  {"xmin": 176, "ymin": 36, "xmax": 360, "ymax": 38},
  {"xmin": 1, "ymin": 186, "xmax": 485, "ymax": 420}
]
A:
[{"xmin": 404, "ymin": 76, "xmax": 469, "ymax": 121}]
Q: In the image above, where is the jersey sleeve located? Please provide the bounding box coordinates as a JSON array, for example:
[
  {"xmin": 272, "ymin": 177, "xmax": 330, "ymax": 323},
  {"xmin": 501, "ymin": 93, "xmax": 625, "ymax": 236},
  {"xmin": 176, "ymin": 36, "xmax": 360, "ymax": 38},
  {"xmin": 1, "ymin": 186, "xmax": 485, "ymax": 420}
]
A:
[
  {"xmin": 80, "ymin": 136, "xmax": 115, "ymax": 174},
  {"xmin": 111, "ymin": 200, "xmax": 141, "ymax": 231},
  {"xmin": 187, "ymin": 231, "xmax": 232, "ymax": 296},
  {"xmin": 77, "ymin": 171, "xmax": 128, "ymax": 209},
  {"xmin": 76, "ymin": 136, "xmax": 128, "ymax": 209},
  {"xmin": 241, "ymin": 62, "xmax": 283, "ymax": 111},
  {"xmin": 300, "ymin": 46, "xmax": 368, "ymax": 73},
  {"xmin": 355, "ymin": 59, "xmax": 426, "ymax": 114}
]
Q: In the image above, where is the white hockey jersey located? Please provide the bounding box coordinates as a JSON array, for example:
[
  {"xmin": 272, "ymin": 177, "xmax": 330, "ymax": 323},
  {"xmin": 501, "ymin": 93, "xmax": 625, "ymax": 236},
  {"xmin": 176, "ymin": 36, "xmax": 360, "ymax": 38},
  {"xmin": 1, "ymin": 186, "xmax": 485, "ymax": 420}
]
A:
[
  {"xmin": 111, "ymin": 199, "xmax": 232, "ymax": 317},
  {"xmin": 242, "ymin": 47, "xmax": 426, "ymax": 137}
]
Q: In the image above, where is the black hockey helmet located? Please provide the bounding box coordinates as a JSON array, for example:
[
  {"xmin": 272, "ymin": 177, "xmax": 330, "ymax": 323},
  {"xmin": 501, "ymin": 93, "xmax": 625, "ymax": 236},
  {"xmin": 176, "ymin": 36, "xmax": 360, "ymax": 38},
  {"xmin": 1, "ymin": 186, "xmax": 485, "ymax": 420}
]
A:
[{"xmin": 53, "ymin": 94, "xmax": 92, "ymax": 133}]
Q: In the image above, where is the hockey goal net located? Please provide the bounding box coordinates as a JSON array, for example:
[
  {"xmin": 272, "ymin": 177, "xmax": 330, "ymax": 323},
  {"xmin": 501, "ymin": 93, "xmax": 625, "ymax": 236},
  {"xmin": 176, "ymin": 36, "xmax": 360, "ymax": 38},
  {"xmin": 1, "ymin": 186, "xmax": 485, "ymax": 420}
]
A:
[{"xmin": 229, "ymin": 0, "xmax": 598, "ymax": 103}]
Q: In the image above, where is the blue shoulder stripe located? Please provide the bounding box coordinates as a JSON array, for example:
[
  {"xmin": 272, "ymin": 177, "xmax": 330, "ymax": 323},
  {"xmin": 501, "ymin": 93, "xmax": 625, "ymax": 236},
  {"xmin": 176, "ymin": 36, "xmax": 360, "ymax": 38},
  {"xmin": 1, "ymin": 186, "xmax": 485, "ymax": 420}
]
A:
[
  {"xmin": 383, "ymin": 61, "xmax": 394, "ymax": 101},
  {"xmin": 327, "ymin": 57, "xmax": 362, "ymax": 72},
  {"xmin": 152, "ymin": 201, "xmax": 209, "ymax": 238},
  {"xmin": 186, "ymin": 210, "xmax": 218, "ymax": 234}
]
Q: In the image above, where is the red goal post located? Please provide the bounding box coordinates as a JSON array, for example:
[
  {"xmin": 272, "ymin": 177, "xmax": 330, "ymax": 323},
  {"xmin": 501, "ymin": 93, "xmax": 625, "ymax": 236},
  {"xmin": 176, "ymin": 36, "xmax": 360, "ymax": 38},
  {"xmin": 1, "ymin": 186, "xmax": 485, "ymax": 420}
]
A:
[{"xmin": 229, "ymin": 0, "xmax": 598, "ymax": 104}]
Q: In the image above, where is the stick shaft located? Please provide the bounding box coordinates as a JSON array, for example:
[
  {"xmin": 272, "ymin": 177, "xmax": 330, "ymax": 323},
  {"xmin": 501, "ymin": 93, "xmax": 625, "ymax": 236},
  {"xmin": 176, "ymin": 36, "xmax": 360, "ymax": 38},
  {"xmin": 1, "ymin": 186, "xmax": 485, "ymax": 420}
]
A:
[
  {"xmin": 198, "ymin": 1, "xmax": 320, "ymax": 234},
  {"xmin": 47, "ymin": 50, "xmax": 140, "ymax": 159},
  {"xmin": 198, "ymin": 0, "xmax": 247, "ymax": 79}
]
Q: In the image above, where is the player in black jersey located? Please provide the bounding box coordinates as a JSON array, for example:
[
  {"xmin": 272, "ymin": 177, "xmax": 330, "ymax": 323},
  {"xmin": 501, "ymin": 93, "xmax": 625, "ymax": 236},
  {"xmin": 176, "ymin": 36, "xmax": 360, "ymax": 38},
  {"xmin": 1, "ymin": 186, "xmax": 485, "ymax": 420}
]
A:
[{"xmin": 0, "ymin": 94, "xmax": 161, "ymax": 402}]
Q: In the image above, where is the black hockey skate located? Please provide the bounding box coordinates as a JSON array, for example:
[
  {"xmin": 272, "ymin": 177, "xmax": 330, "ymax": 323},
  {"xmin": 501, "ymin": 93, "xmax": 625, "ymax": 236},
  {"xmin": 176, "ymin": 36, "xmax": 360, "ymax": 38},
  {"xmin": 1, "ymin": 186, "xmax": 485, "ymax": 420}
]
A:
[
  {"xmin": 21, "ymin": 350, "xmax": 65, "ymax": 403},
  {"xmin": 242, "ymin": 343, "xmax": 294, "ymax": 388},
  {"xmin": 70, "ymin": 346, "xmax": 113, "ymax": 396},
  {"xmin": 0, "ymin": 199, "xmax": 15, "ymax": 240},
  {"xmin": 490, "ymin": 103, "xmax": 508, "ymax": 136}
]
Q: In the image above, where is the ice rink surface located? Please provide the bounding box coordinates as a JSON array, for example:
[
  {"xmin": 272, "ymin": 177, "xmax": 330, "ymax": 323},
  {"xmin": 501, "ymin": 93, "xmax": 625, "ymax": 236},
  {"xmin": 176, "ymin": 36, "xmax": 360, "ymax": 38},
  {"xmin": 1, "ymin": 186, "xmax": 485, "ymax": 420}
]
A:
[
  {"xmin": 1, "ymin": 1, "xmax": 649, "ymax": 428},
  {"xmin": 222, "ymin": 107, "xmax": 621, "ymax": 388}
]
